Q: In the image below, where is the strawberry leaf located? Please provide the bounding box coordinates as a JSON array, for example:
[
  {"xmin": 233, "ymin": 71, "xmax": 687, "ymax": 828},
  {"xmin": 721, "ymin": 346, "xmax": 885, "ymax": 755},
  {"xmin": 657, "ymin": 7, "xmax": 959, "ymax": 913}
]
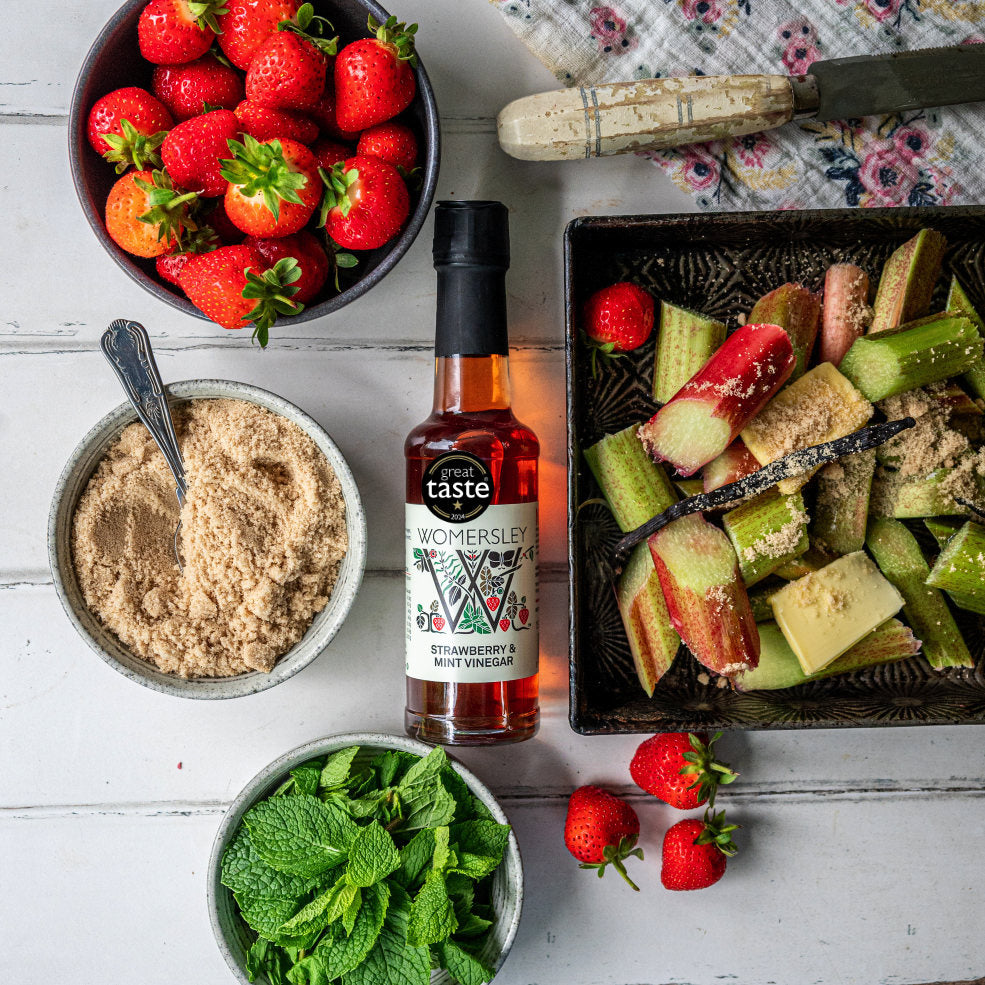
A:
[
  {"xmin": 135, "ymin": 170, "xmax": 200, "ymax": 249},
  {"xmin": 241, "ymin": 256, "xmax": 304, "ymax": 346},
  {"xmin": 577, "ymin": 834, "xmax": 643, "ymax": 892},
  {"xmin": 187, "ymin": 0, "xmax": 230, "ymax": 35},
  {"xmin": 101, "ymin": 119, "xmax": 167, "ymax": 174},
  {"xmin": 220, "ymin": 136, "xmax": 309, "ymax": 222}
]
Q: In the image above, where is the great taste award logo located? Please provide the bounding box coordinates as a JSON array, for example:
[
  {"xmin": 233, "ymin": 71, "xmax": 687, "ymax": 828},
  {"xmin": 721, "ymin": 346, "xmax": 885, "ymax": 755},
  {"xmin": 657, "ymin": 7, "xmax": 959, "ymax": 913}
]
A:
[{"xmin": 421, "ymin": 451, "xmax": 494, "ymax": 523}]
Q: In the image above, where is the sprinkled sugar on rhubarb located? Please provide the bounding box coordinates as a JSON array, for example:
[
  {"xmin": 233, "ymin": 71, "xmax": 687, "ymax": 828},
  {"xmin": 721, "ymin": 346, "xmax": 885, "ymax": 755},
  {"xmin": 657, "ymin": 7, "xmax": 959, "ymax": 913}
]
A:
[{"xmin": 638, "ymin": 323, "xmax": 795, "ymax": 476}]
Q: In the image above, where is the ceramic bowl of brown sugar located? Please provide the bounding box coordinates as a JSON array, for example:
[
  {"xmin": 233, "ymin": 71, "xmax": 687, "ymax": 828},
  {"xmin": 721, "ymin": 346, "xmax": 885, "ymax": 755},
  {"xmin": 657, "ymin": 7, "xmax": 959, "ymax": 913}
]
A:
[{"xmin": 47, "ymin": 379, "xmax": 367, "ymax": 699}]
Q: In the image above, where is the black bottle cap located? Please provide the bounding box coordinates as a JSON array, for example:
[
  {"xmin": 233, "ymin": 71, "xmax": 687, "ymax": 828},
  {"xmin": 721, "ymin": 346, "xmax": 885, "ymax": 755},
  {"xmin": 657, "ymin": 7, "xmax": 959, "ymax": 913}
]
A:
[{"xmin": 433, "ymin": 200, "xmax": 510, "ymax": 269}]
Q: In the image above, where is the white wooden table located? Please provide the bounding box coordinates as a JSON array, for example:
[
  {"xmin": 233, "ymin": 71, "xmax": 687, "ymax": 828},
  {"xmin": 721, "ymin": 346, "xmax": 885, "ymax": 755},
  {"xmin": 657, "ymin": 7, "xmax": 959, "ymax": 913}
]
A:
[{"xmin": 2, "ymin": 2, "xmax": 983, "ymax": 982}]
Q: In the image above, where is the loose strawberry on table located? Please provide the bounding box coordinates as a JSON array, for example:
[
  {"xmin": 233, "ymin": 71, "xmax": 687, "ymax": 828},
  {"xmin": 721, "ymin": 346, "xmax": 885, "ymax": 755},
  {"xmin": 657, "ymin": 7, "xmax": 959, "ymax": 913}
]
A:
[
  {"xmin": 216, "ymin": 0, "xmax": 299, "ymax": 70},
  {"xmin": 630, "ymin": 731, "xmax": 737, "ymax": 810},
  {"xmin": 162, "ymin": 108, "xmax": 240, "ymax": 197},
  {"xmin": 105, "ymin": 168, "xmax": 198, "ymax": 257},
  {"xmin": 320, "ymin": 155, "xmax": 410, "ymax": 250},
  {"xmin": 564, "ymin": 785, "xmax": 644, "ymax": 891},
  {"xmin": 138, "ymin": 0, "xmax": 227, "ymax": 65},
  {"xmin": 152, "ymin": 53, "xmax": 245, "ymax": 120},
  {"xmin": 661, "ymin": 808, "xmax": 738, "ymax": 891},
  {"xmin": 356, "ymin": 120, "xmax": 418, "ymax": 171},
  {"xmin": 234, "ymin": 99, "xmax": 318, "ymax": 143},
  {"xmin": 221, "ymin": 135, "xmax": 321, "ymax": 236},
  {"xmin": 87, "ymin": 87, "xmax": 173, "ymax": 172},
  {"xmin": 583, "ymin": 282, "xmax": 655, "ymax": 370},
  {"xmin": 335, "ymin": 15, "xmax": 418, "ymax": 131}
]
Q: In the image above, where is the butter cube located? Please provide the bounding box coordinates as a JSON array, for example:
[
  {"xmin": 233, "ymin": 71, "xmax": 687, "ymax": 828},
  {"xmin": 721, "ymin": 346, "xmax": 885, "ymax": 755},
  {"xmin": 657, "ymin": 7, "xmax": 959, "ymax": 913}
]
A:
[
  {"xmin": 769, "ymin": 551, "xmax": 904, "ymax": 675},
  {"xmin": 741, "ymin": 362, "xmax": 873, "ymax": 494}
]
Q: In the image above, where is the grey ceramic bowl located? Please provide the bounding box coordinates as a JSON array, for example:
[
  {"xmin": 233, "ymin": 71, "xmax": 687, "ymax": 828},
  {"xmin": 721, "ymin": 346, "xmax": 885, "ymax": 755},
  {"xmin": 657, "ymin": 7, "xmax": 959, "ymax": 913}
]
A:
[
  {"xmin": 208, "ymin": 733, "xmax": 524, "ymax": 985},
  {"xmin": 47, "ymin": 379, "xmax": 367, "ymax": 699},
  {"xmin": 68, "ymin": 0, "xmax": 440, "ymax": 324}
]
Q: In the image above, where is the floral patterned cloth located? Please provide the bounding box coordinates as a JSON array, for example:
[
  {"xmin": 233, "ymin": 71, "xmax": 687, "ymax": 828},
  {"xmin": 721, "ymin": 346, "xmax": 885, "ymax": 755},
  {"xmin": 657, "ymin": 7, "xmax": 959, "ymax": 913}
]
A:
[{"xmin": 491, "ymin": 0, "xmax": 985, "ymax": 210}]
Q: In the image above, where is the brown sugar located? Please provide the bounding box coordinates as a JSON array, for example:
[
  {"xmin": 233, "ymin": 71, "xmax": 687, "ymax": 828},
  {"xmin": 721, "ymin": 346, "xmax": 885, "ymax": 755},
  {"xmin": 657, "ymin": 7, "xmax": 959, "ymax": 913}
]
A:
[{"xmin": 71, "ymin": 399, "xmax": 347, "ymax": 678}]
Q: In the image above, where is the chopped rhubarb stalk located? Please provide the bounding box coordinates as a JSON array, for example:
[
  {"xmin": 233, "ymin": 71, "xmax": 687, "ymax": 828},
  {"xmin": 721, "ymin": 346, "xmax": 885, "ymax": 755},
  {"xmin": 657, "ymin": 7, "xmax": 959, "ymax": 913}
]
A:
[
  {"xmin": 648, "ymin": 513, "xmax": 760, "ymax": 675},
  {"xmin": 926, "ymin": 520, "xmax": 985, "ymax": 616},
  {"xmin": 616, "ymin": 543, "xmax": 680, "ymax": 696},
  {"xmin": 870, "ymin": 228, "xmax": 946, "ymax": 334},
  {"xmin": 722, "ymin": 489, "xmax": 809, "ymax": 587},
  {"xmin": 652, "ymin": 302, "xmax": 726, "ymax": 404},
  {"xmin": 819, "ymin": 264, "xmax": 871, "ymax": 367},
  {"xmin": 703, "ymin": 439, "xmax": 760, "ymax": 494},
  {"xmin": 812, "ymin": 448, "xmax": 877, "ymax": 556},
  {"xmin": 748, "ymin": 283, "xmax": 821, "ymax": 381},
  {"xmin": 637, "ymin": 323, "xmax": 796, "ymax": 477},
  {"xmin": 946, "ymin": 275, "xmax": 985, "ymax": 400},
  {"xmin": 741, "ymin": 362, "xmax": 873, "ymax": 494}
]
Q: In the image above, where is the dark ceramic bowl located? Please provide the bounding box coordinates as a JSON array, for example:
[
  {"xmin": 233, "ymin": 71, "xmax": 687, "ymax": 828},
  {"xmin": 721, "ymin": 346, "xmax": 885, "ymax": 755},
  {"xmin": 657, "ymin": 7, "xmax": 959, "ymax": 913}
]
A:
[{"xmin": 68, "ymin": 0, "xmax": 439, "ymax": 324}]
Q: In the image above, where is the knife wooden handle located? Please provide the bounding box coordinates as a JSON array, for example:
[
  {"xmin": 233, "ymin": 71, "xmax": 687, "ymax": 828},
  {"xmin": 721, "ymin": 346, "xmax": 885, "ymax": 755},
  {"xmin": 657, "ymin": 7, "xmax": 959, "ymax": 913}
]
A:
[{"xmin": 497, "ymin": 75, "xmax": 795, "ymax": 161}]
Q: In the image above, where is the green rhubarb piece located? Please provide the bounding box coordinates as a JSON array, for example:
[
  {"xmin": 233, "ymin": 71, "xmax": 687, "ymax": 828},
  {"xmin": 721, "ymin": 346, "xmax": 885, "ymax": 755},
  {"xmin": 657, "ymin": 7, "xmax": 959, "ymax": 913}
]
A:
[
  {"xmin": 926, "ymin": 521, "xmax": 985, "ymax": 616},
  {"xmin": 839, "ymin": 313, "xmax": 982, "ymax": 402},
  {"xmin": 866, "ymin": 518, "xmax": 972, "ymax": 669},
  {"xmin": 812, "ymin": 448, "xmax": 877, "ymax": 556},
  {"xmin": 674, "ymin": 478, "xmax": 704, "ymax": 497},
  {"xmin": 583, "ymin": 424, "xmax": 677, "ymax": 533},
  {"xmin": 722, "ymin": 489, "xmax": 809, "ymax": 586},
  {"xmin": 773, "ymin": 547, "xmax": 832, "ymax": 580},
  {"xmin": 924, "ymin": 517, "xmax": 963, "ymax": 548},
  {"xmin": 733, "ymin": 619, "xmax": 921, "ymax": 691},
  {"xmin": 748, "ymin": 578, "xmax": 784, "ymax": 623},
  {"xmin": 872, "ymin": 463, "xmax": 985, "ymax": 519},
  {"xmin": 616, "ymin": 542, "xmax": 680, "ymax": 696},
  {"xmin": 748, "ymin": 283, "xmax": 821, "ymax": 382},
  {"xmin": 946, "ymin": 275, "xmax": 985, "ymax": 400},
  {"xmin": 652, "ymin": 302, "xmax": 726, "ymax": 404},
  {"xmin": 870, "ymin": 228, "xmax": 946, "ymax": 334}
]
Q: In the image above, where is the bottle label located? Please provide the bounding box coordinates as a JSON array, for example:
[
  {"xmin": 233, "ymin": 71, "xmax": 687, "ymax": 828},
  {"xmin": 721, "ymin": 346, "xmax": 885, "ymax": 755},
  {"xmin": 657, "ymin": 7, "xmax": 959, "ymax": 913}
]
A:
[{"xmin": 405, "ymin": 500, "xmax": 539, "ymax": 683}]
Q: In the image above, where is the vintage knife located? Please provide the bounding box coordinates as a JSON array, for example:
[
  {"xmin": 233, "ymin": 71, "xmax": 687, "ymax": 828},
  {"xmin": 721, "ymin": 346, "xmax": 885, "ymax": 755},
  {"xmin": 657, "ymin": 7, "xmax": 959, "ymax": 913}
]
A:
[{"xmin": 497, "ymin": 45, "xmax": 985, "ymax": 161}]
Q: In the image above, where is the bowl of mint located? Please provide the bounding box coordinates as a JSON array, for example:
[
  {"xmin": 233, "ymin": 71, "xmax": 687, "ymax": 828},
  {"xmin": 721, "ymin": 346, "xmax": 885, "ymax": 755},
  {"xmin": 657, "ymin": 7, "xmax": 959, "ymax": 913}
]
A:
[{"xmin": 208, "ymin": 733, "xmax": 523, "ymax": 985}]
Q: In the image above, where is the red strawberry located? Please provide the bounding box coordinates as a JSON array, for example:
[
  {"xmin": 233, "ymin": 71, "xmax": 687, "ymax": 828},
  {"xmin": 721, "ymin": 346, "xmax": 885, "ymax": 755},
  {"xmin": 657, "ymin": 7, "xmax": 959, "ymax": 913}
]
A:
[
  {"xmin": 105, "ymin": 169, "xmax": 198, "ymax": 258},
  {"xmin": 152, "ymin": 54, "xmax": 245, "ymax": 121},
  {"xmin": 157, "ymin": 250, "xmax": 194, "ymax": 286},
  {"xmin": 162, "ymin": 109, "xmax": 240, "ymax": 197},
  {"xmin": 234, "ymin": 99, "xmax": 318, "ymax": 144},
  {"xmin": 584, "ymin": 282, "xmax": 654, "ymax": 354},
  {"xmin": 179, "ymin": 242, "xmax": 304, "ymax": 344},
  {"xmin": 222, "ymin": 136, "xmax": 321, "ymax": 237},
  {"xmin": 320, "ymin": 155, "xmax": 409, "ymax": 251},
  {"xmin": 335, "ymin": 15, "xmax": 418, "ymax": 131},
  {"xmin": 87, "ymin": 87, "xmax": 173, "ymax": 172},
  {"xmin": 216, "ymin": 0, "xmax": 299, "ymax": 70},
  {"xmin": 563, "ymin": 785, "xmax": 643, "ymax": 891},
  {"xmin": 247, "ymin": 230, "xmax": 328, "ymax": 304},
  {"xmin": 138, "ymin": 0, "xmax": 226, "ymax": 65},
  {"xmin": 309, "ymin": 88, "xmax": 357, "ymax": 139},
  {"xmin": 661, "ymin": 809, "xmax": 738, "ymax": 891},
  {"xmin": 312, "ymin": 137, "xmax": 351, "ymax": 170},
  {"xmin": 356, "ymin": 121, "xmax": 417, "ymax": 172},
  {"xmin": 630, "ymin": 732, "xmax": 737, "ymax": 811}
]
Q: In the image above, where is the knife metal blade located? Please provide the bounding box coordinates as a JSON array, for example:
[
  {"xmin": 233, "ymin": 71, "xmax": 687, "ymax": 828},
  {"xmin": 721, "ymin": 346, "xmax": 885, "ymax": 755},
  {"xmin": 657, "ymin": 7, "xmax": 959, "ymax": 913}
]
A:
[{"xmin": 806, "ymin": 44, "xmax": 985, "ymax": 122}]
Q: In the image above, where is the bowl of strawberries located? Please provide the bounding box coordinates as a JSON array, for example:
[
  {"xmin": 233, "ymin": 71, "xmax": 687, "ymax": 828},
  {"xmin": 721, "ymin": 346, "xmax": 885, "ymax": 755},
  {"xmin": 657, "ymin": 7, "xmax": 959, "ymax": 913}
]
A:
[{"xmin": 69, "ymin": 0, "xmax": 439, "ymax": 345}]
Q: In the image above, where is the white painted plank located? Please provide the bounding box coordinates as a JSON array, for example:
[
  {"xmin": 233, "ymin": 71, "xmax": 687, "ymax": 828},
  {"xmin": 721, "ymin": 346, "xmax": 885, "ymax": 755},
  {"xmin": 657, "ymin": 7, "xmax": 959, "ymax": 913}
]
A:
[
  {"xmin": 3, "ymin": 793, "xmax": 983, "ymax": 984},
  {"xmin": 3, "ymin": 581, "xmax": 983, "ymax": 809},
  {"xmin": 0, "ymin": 122, "xmax": 692, "ymax": 345},
  {"xmin": 0, "ymin": 347, "xmax": 566, "ymax": 574},
  {"xmin": 0, "ymin": 0, "xmax": 559, "ymax": 119}
]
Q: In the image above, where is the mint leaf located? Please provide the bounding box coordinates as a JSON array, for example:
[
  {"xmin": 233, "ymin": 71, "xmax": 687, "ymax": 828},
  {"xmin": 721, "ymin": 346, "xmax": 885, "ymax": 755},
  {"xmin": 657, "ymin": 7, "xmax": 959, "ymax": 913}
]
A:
[
  {"xmin": 320, "ymin": 746, "xmax": 360, "ymax": 790},
  {"xmin": 280, "ymin": 879, "xmax": 346, "ymax": 937},
  {"xmin": 446, "ymin": 873, "xmax": 474, "ymax": 921},
  {"xmin": 372, "ymin": 750, "xmax": 417, "ymax": 788},
  {"xmin": 245, "ymin": 937, "xmax": 289, "ymax": 985},
  {"xmin": 398, "ymin": 746, "xmax": 447, "ymax": 790},
  {"xmin": 400, "ymin": 777, "xmax": 457, "ymax": 833},
  {"xmin": 235, "ymin": 891, "xmax": 301, "ymax": 940},
  {"xmin": 468, "ymin": 796, "xmax": 495, "ymax": 821},
  {"xmin": 438, "ymin": 940, "xmax": 495, "ymax": 985},
  {"xmin": 314, "ymin": 881, "xmax": 389, "ymax": 979},
  {"xmin": 407, "ymin": 870, "xmax": 458, "ymax": 947},
  {"xmin": 449, "ymin": 820, "xmax": 511, "ymax": 879},
  {"xmin": 245, "ymin": 794, "xmax": 357, "ymax": 877},
  {"xmin": 342, "ymin": 886, "xmax": 362, "ymax": 935},
  {"xmin": 454, "ymin": 912, "xmax": 493, "ymax": 938},
  {"xmin": 346, "ymin": 821, "xmax": 401, "ymax": 888},
  {"xmin": 342, "ymin": 926, "xmax": 431, "ymax": 985},
  {"xmin": 440, "ymin": 765, "xmax": 474, "ymax": 821},
  {"xmin": 394, "ymin": 829, "xmax": 435, "ymax": 889},
  {"xmin": 432, "ymin": 825, "xmax": 454, "ymax": 872},
  {"xmin": 291, "ymin": 764, "xmax": 322, "ymax": 798},
  {"xmin": 221, "ymin": 825, "xmax": 319, "ymax": 900}
]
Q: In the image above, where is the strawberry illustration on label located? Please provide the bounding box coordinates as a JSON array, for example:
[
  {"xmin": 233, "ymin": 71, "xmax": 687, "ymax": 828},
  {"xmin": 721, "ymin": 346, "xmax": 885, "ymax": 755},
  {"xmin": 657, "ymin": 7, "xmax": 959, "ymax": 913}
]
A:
[
  {"xmin": 432, "ymin": 616, "xmax": 446, "ymax": 631},
  {"xmin": 500, "ymin": 618, "xmax": 510, "ymax": 631},
  {"xmin": 487, "ymin": 596, "xmax": 500, "ymax": 611},
  {"xmin": 519, "ymin": 607, "xmax": 529, "ymax": 625}
]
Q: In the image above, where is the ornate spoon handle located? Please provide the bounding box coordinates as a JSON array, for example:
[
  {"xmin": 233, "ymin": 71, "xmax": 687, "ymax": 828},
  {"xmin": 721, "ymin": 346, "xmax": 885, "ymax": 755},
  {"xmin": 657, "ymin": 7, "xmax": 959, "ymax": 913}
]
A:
[{"xmin": 100, "ymin": 319, "xmax": 188, "ymax": 504}]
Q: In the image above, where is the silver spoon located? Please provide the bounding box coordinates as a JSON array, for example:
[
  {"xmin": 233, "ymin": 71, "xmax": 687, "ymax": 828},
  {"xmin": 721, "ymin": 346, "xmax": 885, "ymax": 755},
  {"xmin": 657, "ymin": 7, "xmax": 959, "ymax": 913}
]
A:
[{"xmin": 100, "ymin": 319, "xmax": 187, "ymax": 570}]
